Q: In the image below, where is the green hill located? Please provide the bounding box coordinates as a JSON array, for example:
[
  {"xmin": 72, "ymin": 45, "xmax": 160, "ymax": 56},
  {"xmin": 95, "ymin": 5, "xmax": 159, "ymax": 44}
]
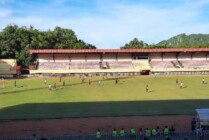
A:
[{"xmin": 157, "ymin": 33, "xmax": 209, "ymax": 48}]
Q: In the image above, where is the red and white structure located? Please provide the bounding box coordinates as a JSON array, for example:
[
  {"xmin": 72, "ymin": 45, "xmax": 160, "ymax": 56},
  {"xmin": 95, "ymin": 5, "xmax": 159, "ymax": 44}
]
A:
[{"xmin": 30, "ymin": 48, "xmax": 209, "ymax": 75}]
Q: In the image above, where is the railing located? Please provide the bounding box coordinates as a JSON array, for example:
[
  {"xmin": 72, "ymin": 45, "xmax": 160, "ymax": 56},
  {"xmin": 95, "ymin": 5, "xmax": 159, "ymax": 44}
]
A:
[
  {"xmin": 1, "ymin": 131, "xmax": 209, "ymax": 140},
  {"xmin": 151, "ymin": 67, "xmax": 209, "ymax": 72}
]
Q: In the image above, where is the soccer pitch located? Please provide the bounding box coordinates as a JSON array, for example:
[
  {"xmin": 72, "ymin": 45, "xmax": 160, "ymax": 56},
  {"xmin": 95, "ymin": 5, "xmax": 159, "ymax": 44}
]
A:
[{"xmin": 0, "ymin": 75, "xmax": 209, "ymax": 120}]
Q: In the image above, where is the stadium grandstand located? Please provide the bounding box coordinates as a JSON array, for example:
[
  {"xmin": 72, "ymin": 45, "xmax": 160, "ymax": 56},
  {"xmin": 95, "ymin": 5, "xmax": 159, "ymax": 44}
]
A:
[
  {"xmin": 0, "ymin": 59, "xmax": 18, "ymax": 77},
  {"xmin": 30, "ymin": 48, "xmax": 209, "ymax": 76}
]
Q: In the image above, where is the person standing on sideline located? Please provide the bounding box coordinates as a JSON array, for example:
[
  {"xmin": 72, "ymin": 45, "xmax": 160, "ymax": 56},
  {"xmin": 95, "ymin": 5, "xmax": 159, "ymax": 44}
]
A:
[
  {"xmin": 96, "ymin": 129, "xmax": 101, "ymax": 139},
  {"xmin": 32, "ymin": 134, "xmax": 37, "ymax": 140},
  {"xmin": 112, "ymin": 128, "xmax": 117, "ymax": 139},
  {"xmin": 145, "ymin": 128, "xmax": 151, "ymax": 138},
  {"xmin": 98, "ymin": 80, "xmax": 101, "ymax": 86},
  {"xmin": 163, "ymin": 126, "xmax": 169, "ymax": 136},
  {"xmin": 130, "ymin": 128, "xmax": 136, "ymax": 138},
  {"xmin": 119, "ymin": 128, "xmax": 126, "ymax": 137},
  {"xmin": 152, "ymin": 128, "xmax": 157, "ymax": 136},
  {"xmin": 156, "ymin": 126, "xmax": 160, "ymax": 135},
  {"xmin": 63, "ymin": 81, "xmax": 65, "ymax": 86},
  {"xmin": 170, "ymin": 126, "xmax": 175, "ymax": 135},
  {"xmin": 191, "ymin": 118, "xmax": 196, "ymax": 131},
  {"xmin": 138, "ymin": 128, "xmax": 143, "ymax": 138}
]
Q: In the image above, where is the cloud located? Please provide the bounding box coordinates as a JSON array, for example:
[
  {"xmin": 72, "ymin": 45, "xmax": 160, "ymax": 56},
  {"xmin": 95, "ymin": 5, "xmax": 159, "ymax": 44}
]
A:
[
  {"xmin": 65, "ymin": 0, "xmax": 209, "ymax": 47},
  {"xmin": 1, "ymin": 0, "xmax": 209, "ymax": 48},
  {"xmin": 0, "ymin": 8, "xmax": 12, "ymax": 18},
  {"xmin": 0, "ymin": 0, "xmax": 14, "ymax": 5},
  {"xmin": 0, "ymin": 0, "xmax": 6, "ymax": 4}
]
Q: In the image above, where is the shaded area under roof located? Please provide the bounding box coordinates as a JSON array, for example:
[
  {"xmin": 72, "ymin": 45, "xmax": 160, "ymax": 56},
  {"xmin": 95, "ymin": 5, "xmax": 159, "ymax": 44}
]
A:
[{"xmin": 196, "ymin": 109, "xmax": 209, "ymax": 122}]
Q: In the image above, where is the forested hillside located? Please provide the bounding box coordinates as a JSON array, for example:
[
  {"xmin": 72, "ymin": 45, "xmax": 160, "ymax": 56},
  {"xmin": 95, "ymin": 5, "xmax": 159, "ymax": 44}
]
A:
[
  {"xmin": 0, "ymin": 25, "xmax": 95, "ymax": 66},
  {"xmin": 157, "ymin": 33, "xmax": 209, "ymax": 48},
  {"xmin": 121, "ymin": 34, "xmax": 209, "ymax": 49}
]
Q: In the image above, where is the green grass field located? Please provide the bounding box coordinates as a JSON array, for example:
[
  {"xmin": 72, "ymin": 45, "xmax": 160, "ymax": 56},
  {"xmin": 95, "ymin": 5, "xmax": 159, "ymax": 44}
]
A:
[{"xmin": 0, "ymin": 75, "xmax": 209, "ymax": 120}]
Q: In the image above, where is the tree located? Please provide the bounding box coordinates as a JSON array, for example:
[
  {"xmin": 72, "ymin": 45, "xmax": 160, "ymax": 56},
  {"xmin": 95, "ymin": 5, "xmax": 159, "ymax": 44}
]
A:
[
  {"xmin": 0, "ymin": 25, "xmax": 96, "ymax": 67},
  {"xmin": 121, "ymin": 38, "xmax": 147, "ymax": 49}
]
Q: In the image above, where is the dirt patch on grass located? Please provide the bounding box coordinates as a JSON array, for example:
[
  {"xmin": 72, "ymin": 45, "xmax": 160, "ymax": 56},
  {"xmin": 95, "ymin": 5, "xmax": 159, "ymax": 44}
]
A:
[{"xmin": 0, "ymin": 115, "xmax": 194, "ymax": 137}]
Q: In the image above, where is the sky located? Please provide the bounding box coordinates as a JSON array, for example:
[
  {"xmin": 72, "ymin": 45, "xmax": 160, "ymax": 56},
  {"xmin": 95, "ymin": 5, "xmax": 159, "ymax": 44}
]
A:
[{"xmin": 0, "ymin": 0, "xmax": 209, "ymax": 48}]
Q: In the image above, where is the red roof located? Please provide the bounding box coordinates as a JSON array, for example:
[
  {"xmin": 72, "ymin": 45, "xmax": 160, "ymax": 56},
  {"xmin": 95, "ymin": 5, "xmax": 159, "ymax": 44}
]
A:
[{"xmin": 30, "ymin": 48, "xmax": 209, "ymax": 54}]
